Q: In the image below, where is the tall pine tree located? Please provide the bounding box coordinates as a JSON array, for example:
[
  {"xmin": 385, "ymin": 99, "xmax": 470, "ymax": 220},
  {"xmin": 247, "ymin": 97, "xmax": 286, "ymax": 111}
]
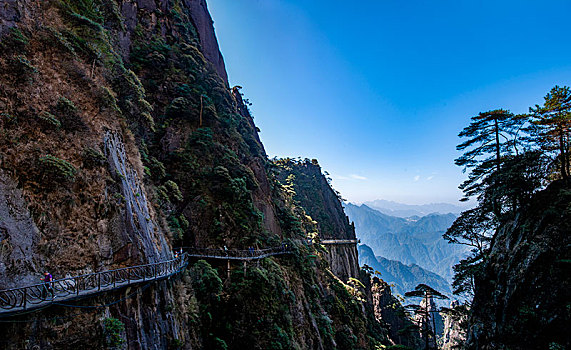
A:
[
  {"xmin": 455, "ymin": 109, "xmax": 522, "ymax": 216},
  {"xmin": 529, "ymin": 85, "xmax": 571, "ymax": 180}
]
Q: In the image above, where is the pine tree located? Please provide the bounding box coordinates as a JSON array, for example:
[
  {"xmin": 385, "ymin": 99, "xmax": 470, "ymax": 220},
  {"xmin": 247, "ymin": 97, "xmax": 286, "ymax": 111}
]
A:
[
  {"xmin": 455, "ymin": 109, "xmax": 523, "ymax": 216},
  {"xmin": 529, "ymin": 85, "xmax": 571, "ymax": 180},
  {"xmin": 405, "ymin": 284, "xmax": 448, "ymax": 350}
]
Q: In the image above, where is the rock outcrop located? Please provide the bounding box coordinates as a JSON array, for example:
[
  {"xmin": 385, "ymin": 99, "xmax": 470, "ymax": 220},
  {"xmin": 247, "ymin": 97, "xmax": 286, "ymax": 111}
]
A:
[
  {"xmin": 466, "ymin": 180, "xmax": 571, "ymax": 350},
  {"xmin": 440, "ymin": 300, "xmax": 467, "ymax": 350},
  {"xmin": 414, "ymin": 293, "xmax": 444, "ymax": 348},
  {"xmin": 0, "ymin": 169, "xmax": 41, "ymax": 289},
  {"xmin": 371, "ymin": 277, "xmax": 422, "ymax": 349},
  {"xmin": 273, "ymin": 158, "xmax": 359, "ymax": 282},
  {"xmin": 184, "ymin": 0, "xmax": 228, "ymax": 84}
]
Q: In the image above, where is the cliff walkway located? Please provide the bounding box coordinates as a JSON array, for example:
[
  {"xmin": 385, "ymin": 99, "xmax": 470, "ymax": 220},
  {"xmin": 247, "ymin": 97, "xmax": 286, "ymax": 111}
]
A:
[
  {"xmin": 320, "ymin": 239, "xmax": 359, "ymax": 245},
  {"xmin": 183, "ymin": 246, "xmax": 292, "ymax": 260},
  {"xmin": 0, "ymin": 245, "xmax": 295, "ymax": 315}
]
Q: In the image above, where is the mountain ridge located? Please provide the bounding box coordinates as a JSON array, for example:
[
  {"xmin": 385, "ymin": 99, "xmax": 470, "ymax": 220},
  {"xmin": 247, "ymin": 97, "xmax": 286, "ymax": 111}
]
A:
[
  {"xmin": 358, "ymin": 244, "xmax": 452, "ymax": 298},
  {"xmin": 345, "ymin": 203, "xmax": 468, "ymax": 282},
  {"xmin": 360, "ymin": 199, "xmax": 467, "ymax": 218}
]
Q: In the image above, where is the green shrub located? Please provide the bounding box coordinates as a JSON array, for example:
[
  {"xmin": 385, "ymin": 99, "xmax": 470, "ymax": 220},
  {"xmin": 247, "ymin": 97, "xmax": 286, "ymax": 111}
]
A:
[
  {"xmin": 148, "ymin": 157, "xmax": 166, "ymax": 179},
  {"xmin": 37, "ymin": 111, "xmax": 61, "ymax": 129},
  {"xmin": 156, "ymin": 185, "xmax": 170, "ymax": 205},
  {"xmin": 12, "ymin": 55, "xmax": 38, "ymax": 76},
  {"xmin": 7, "ymin": 28, "xmax": 29, "ymax": 45},
  {"xmin": 56, "ymin": 96, "xmax": 77, "ymax": 114},
  {"xmin": 39, "ymin": 155, "xmax": 77, "ymax": 181},
  {"xmin": 166, "ymin": 97, "xmax": 194, "ymax": 119},
  {"xmin": 189, "ymin": 260, "xmax": 223, "ymax": 303},
  {"xmin": 0, "ymin": 28, "xmax": 29, "ymax": 53},
  {"xmin": 102, "ymin": 317, "xmax": 125, "ymax": 349},
  {"xmin": 168, "ymin": 215, "xmax": 184, "ymax": 240},
  {"xmin": 99, "ymin": 86, "xmax": 121, "ymax": 114},
  {"xmin": 46, "ymin": 27, "xmax": 76, "ymax": 55},
  {"xmin": 54, "ymin": 96, "xmax": 87, "ymax": 131},
  {"xmin": 165, "ymin": 180, "xmax": 183, "ymax": 201},
  {"xmin": 82, "ymin": 147, "xmax": 106, "ymax": 168}
]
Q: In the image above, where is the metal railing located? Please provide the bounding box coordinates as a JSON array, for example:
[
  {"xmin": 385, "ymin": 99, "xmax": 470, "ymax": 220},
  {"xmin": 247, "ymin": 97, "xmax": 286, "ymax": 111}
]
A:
[
  {"xmin": 320, "ymin": 239, "xmax": 359, "ymax": 245},
  {"xmin": 0, "ymin": 244, "xmax": 296, "ymax": 314},
  {"xmin": 0, "ymin": 254, "xmax": 187, "ymax": 313},
  {"xmin": 183, "ymin": 246, "xmax": 293, "ymax": 260}
]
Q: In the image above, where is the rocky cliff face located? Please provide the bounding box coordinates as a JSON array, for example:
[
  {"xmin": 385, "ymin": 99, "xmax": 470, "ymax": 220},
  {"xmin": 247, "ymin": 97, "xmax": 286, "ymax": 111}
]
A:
[
  {"xmin": 273, "ymin": 158, "xmax": 359, "ymax": 282},
  {"xmin": 440, "ymin": 300, "xmax": 466, "ymax": 350},
  {"xmin": 0, "ymin": 1, "xmax": 388, "ymax": 349},
  {"xmin": 414, "ymin": 294, "xmax": 444, "ymax": 348},
  {"xmin": 466, "ymin": 181, "xmax": 571, "ymax": 350},
  {"xmin": 371, "ymin": 277, "xmax": 422, "ymax": 349},
  {"xmin": 183, "ymin": 0, "xmax": 227, "ymax": 84}
]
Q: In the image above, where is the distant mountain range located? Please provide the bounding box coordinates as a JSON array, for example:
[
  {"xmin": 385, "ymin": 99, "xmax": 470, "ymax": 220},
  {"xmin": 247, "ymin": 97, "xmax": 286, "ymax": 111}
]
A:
[
  {"xmin": 345, "ymin": 203, "xmax": 468, "ymax": 282},
  {"xmin": 358, "ymin": 244, "xmax": 451, "ymax": 298},
  {"xmin": 362, "ymin": 199, "xmax": 467, "ymax": 218}
]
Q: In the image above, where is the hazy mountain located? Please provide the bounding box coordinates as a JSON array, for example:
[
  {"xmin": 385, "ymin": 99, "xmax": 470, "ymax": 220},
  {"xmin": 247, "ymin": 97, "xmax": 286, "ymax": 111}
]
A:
[
  {"xmin": 345, "ymin": 203, "xmax": 468, "ymax": 282},
  {"xmin": 362, "ymin": 199, "xmax": 466, "ymax": 218},
  {"xmin": 359, "ymin": 244, "xmax": 451, "ymax": 298}
]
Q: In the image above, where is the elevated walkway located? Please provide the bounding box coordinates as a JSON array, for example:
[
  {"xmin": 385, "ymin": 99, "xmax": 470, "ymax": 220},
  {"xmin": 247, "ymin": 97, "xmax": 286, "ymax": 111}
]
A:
[
  {"xmin": 0, "ymin": 245, "xmax": 294, "ymax": 315},
  {"xmin": 320, "ymin": 239, "xmax": 359, "ymax": 245}
]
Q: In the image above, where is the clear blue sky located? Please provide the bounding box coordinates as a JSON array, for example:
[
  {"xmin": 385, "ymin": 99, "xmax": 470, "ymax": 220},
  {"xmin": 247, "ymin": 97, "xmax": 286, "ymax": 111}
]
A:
[{"xmin": 208, "ymin": 0, "xmax": 571, "ymax": 204}]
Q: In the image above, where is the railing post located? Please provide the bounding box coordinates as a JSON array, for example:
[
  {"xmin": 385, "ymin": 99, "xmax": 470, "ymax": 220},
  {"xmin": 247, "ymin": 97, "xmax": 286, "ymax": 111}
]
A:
[
  {"xmin": 77, "ymin": 277, "xmax": 80, "ymax": 296},
  {"xmin": 127, "ymin": 269, "xmax": 130, "ymax": 284},
  {"xmin": 154, "ymin": 265, "xmax": 157, "ymax": 279},
  {"xmin": 113, "ymin": 270, "xmax": 116, "ymax": 288},
  {"xmin": 23, "ymin": 289, "xmax": 27, "ymax": 310},
  {"xmin": 98, "ymin": 273, "xmax": 101, "ymax": 291}
]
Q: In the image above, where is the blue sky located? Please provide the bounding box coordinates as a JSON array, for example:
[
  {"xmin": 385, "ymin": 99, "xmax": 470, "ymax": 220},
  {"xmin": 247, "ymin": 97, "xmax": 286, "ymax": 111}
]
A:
[{"xmin": 208, "ymin": 0, "xmax": 571, "ymax": 204}]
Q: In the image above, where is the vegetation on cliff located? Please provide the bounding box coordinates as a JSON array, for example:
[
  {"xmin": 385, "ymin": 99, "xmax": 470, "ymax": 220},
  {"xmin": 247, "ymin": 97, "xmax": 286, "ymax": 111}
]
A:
[{"xmin": 446, "ymin": 86, "xmax": 571, "ymax": 349}]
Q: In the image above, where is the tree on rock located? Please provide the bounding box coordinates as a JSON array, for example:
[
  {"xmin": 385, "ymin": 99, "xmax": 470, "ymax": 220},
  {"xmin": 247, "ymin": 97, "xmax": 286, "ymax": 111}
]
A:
[
  {"xmin": 405, "ymin": 284, "xmax": 449, "ymax": 350},
  {"xmin": 529, "ymin": 85, "xmax": 571, "ymax": 181}
]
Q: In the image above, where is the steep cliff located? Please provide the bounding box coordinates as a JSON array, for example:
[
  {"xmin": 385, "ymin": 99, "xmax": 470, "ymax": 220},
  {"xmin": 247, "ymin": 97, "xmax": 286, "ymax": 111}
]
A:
[
  {"xmin": 466, "ymin": 180, "xmax": 571, "ymax": 350},
  {"xmin": 273, "ymin": 158, "xmax": 359, "ymax": 282},
  {"xmin": 440, "ymin": 300, "xmax": 467, "ymax": 350},
  {"xmin": 0, "ymin": 1, "xmax": 388, "ymax": 349},
  {"xmin": 370, "ymin": 277, "xmax": 422, "ymax": 349}
]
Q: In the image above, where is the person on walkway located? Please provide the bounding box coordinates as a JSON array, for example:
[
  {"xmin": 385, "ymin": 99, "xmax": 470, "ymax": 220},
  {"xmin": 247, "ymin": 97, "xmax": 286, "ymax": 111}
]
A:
[
  {"xmin": 41, "ymin": 272, "xmax": 54, "ymax": 299},
  {"xmin": 248, "ymin": 246, "xmax": 254, "ymax": 256}
]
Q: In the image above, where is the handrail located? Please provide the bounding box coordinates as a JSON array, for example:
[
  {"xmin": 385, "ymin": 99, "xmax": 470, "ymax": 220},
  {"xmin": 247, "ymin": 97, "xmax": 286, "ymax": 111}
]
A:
[
  {"xmin": 0, "ymin": 254, "xmax": 188, "ymax": 313},
  {"xmin": 320, "ymin": 239, "xmax": 358, "ymax": 245},
  {"xmin": 0, "ymin": 244, "xmax": 297, "ymax": 314},
  {"xmin": 181, "ymin": 246, "xmax": 293, "ymax": 260}
]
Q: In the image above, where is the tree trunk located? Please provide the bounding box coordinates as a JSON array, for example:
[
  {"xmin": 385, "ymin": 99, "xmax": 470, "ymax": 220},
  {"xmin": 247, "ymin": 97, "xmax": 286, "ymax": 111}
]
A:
[
  {"xmin": 424, "ymin": 294, "xmax": 429, "ymax": 350},
  {"xmin": 559, "ymin": 128, "xmax": 568, "ymax": 180},
  {"xmin": 493, "ymin": 118, "xmax": 502, "ymax": 217},
  {"xmin": 494, "ymin": 118, "xmax": 501, "ymax": 171}
]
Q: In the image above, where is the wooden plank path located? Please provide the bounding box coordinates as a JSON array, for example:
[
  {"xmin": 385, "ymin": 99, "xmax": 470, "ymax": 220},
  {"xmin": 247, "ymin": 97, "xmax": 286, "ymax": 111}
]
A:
[{"xmin": 0, "ymin": 245, "xmax": 295, "ymax": 316}]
